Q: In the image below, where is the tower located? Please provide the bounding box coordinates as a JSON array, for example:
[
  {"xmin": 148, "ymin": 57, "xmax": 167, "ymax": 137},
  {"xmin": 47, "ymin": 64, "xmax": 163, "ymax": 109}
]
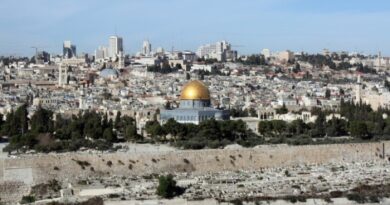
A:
[
  {"xmin": 118, "ymin": 51, "xmax": 125, "ymax": 69},
  {"xmin": 356, "ymin": 75, "xmax": 362, "ymax": 103},
  {"xmin": 142, "ymin": 40, "xmax": 152, "ymax": 56},
  {"xmin": 63, "ymin": 41, "xmax": 76, "ymax": 59},
  {"xmin": 58, "ymin": 63, "xmax": 69, "ymax": 87},
  {"xmin": 109, "ymin": 36, "xmax": 123, "ymax": 59},
  {"xmin": 79, "ymin": 89, "xmax": 86, "ymax": 109}
]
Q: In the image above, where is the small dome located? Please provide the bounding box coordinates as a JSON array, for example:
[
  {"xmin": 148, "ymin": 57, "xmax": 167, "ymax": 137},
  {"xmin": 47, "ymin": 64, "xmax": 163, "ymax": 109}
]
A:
[
  {"xmin": 214, "ymin": 112, "xmax": 223, "ymax": 120},
  {"xmin": 100, "ymin": 68, "xmax": 119, "ymax": 78},
  {"xmin": 180, "ymin": 80, "xmax": 210, "ymax": 100}
]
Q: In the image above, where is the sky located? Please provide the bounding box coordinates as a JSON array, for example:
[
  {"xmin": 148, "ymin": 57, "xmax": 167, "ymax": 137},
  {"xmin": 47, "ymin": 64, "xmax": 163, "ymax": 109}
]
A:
[{"xmin": 1, "ymin": 0, "xmax": 390, "ymax": 56}]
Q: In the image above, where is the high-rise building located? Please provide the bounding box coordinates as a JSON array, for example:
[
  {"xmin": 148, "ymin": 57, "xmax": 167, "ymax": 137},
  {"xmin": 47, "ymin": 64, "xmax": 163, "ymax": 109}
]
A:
[
  {"xmin": 63, "ymin": 41, "xmax": 76, "ymax": 59},
  {"xmin": 196, "ymin": 40, "xmax": 236, "ymax": 61},
  {"xmin": 156, "ymin": 47, "xmax": 165, "ymax": 54},
  {"xmin": 95, "ymin": 46, "xmax": 108, "ymax": 61},
  {"xmin": 142, "ymin": 40, "xmax": 152, "ymax": 56},
  {"xmin": 261, "ymin": 49, "xmax": 271, "ymax": 59},
  {"xmin": 277, "ymin": 50, "xmax": 294, "ymax": 63},
  {"xmin": 182, "ymin": 51, "xmax": 197, "ymax": 62},
  {"xmin": 108, "ymin": 36, "xmax": 123, "ymax": 59},
  {"xmin": 58, "ymin": 63, "xmax": 69, "ymax": 86},
  {"xmin": 323, "ymin": 49, "xmax": 330, "ymax": 56}
]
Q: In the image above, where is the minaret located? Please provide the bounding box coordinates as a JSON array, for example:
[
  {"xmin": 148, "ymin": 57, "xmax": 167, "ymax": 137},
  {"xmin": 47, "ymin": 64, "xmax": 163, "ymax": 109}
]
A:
[
  {"xmin": 58, "ymin": 63, "xmax": 69, "ymax": 87},
  {"xmin": 58, "ymin": 63, "xmax": 63, "ymax": 86},
  {"xmin": 79, "ymin": 89, "xmax": 86, "ymax": 109},
  {"xmin": 356, "ymin": 75, "xmax": 362, "ymax": 103},
  {"xmin": 118, "ymin": 51, "xmax": 124, "ymax": 69}
]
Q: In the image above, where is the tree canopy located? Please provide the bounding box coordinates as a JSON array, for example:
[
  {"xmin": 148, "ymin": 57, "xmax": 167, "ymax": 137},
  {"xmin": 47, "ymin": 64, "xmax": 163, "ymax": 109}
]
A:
[
  {"xmin": 156, "ymin": 174, "xmax": 184, "ymax": 199},
  {"xmin": 1, "ymin": 106, "xmax": 139, "ymax": 153}
]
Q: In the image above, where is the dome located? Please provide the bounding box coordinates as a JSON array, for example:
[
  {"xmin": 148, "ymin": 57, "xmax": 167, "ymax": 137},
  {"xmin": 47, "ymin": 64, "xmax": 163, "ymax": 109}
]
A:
[
  {"xmin": 100, "ymin": 68, "xmax": 119, "ymax": 78},
  {"xmin": 214, "ymin": 112, "xmax": 223, "ymax": 120},
  {"xmin": 180, "ymin": 80, "xmax": 210, "ymax": 100}
]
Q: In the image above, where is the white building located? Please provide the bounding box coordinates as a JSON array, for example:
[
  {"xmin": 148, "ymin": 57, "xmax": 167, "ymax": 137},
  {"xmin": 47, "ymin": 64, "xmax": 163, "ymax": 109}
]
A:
[
  {"xmin": 58, "ymin": 63, "xmax": 69, "ymax": 87},
  {"xmin": 33, "ymin": 97, "xmax": 60, "ymax": 107},
  {"xmin": 155, "ymin": 47, "xmax": 165, "ymax": 54},
  {"xmin": 63, "ymin": 41, "xmax": 76, "ymax": 59},
  {"xmin": 109, "ymin": 36, "xmax": 123, "ymax": 59},
  {"xmin": 142, "ymin": 40, "xmax": 152, "ymax": 56},
  {"xmin": 191, "ymin": 64, "xmax": 213, "ymax": 72},
  {"xmin": 196, "ymin": 40, "xmax": 237, "ymax": 61},
  {"xmin": 134, "ymin": 57, "xmax": 159, "ymax": 66},
  {"xmin": 261, "ymin": 49, "xmax": 271, "ymax": 59},
  {"xmin": 95, "ymin": 46, "xmax": 109, "ymax": 61},
  {"xmin": 182, "ymin": 51, "xmax": 197, "ymax": 62},
  {"xmin": 277, "ymin": 50, "xmax": 294, "ymax": 63}
]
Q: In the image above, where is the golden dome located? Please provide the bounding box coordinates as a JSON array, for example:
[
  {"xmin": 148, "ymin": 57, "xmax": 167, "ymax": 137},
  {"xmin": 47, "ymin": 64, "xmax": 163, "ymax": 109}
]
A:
[{"xmin": 180, "ymin": 80, "xmax": 210, "ymax": 100}]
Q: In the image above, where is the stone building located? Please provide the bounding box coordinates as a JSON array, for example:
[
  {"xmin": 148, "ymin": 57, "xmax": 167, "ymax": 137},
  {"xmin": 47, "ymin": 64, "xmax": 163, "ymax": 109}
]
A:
[{"xmin": 160, "ymin": 80, "xmax": 229, "ymax": 124}]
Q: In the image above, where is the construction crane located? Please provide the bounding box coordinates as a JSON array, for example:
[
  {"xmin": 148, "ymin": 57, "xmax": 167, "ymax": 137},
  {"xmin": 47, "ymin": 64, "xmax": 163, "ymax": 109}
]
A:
[
  {"xmin": 31, "ymin": 46, "xmax": 39, "ymax": 60},
  {"xmin": 31, "ymin": 46, "xmax": 47, "ymax": 63}
]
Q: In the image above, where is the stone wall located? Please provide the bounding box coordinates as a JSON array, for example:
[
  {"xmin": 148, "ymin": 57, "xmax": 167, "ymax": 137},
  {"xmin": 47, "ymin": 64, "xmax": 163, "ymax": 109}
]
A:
[{"xmin": 0, "ymin": 142, "xmax": 387, "ymax": 204}]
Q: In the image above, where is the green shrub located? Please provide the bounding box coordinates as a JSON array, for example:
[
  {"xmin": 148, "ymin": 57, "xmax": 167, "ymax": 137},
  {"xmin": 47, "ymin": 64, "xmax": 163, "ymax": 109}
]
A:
[
  {"xmin": 156, "ymin": 174, "xmax": 185, "ymax": 199},
  {"xmin": 20, "ymin": 195, "xmax": 35, "ymax": 204}
]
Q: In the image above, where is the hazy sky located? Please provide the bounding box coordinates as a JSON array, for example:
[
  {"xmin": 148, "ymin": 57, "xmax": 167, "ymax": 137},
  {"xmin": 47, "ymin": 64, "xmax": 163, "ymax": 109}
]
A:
[{"xmin": 1, "ymin": 0, "xmax": 390, "ymax": 56}]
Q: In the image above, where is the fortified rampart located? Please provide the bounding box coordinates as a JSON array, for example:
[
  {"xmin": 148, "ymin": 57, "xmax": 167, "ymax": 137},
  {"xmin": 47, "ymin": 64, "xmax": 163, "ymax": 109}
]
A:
[{"xmin": 0, "ymin": 142, "xmax": 388, "ymax": 203}]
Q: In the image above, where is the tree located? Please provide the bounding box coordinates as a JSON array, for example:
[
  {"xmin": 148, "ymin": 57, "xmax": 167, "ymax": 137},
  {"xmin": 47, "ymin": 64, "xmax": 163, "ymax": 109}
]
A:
[
  {"xmin": 2, "ymin": 104, "xmax": 29, "ymax": 137},
  {"xmin": 0, "ymin": 113, "xmax": 3, "ymax": 140},
  {"xmin": 164, "ymin": 101, "xmax": 171, "ymax": 109},
  {"xmin": 199, "ymin": 73, "xmax": 205, "ymax": 80},
  {"xmin": 163, "ymin": 119, "xmax": 184, "ymax": 139},
  {"xmin": 311, "ymin": 110, "xmax": 326, "ymax": 138},
  {"xmin": 249, "ymin": 108, "xmax": 258, "ymax": 117},
  {"xmin": 258, "ymin": 121, "xmax": 272, "ymax": 135},
  {"xmin": 292, "ymin": 62, "xmax": 301, "ymax": 73},
  {"xmin": 271, "ymin": 120, "xmax": 287, "ymax": 134},
  {"xmin": 83, "ymin": 112, "xmax": 103, "ymax": 139},
  {"xmin": 145, "ymin": 121, "xmax": 165, "ymax": 139},
  {"xmin": 175, "ymin": 63, "xmax": 182, "ymax": 69},
  {"xmin": 325, "ymin": 89, "xmax": 331, "ymax": 99},
  {"xmin": 288, "ymin": 119, "xmax": 307, "ymax": 135},
  {"xmin": 230, "ymin": 108, "xmax": 249, "ymax": 117},
  {"xmin": 243, "ymin": 55, "xmax": 267, "ymax": 65},
  {"xmin": 124, "ymin": 124, "xmax": 140, "ymax": 141},
  {"xmin": 20, "ymin": 195, "xmax": 36, "ymax": 204},
  {"xmin": 326, "ymin": 117, "xmax": 347, "ymax": 137},
  {"xmin": 340, "ymin": 88, "xmax": 345, "ymax": 96},
  {"xmin": 156, "ymin": 174, "xmax": 184, "ymax": 199},
  {"xmin": 15, "ymin": 104, "xmax": 29, "ymax": 135},
  {"xmin": 349, "ymin": 121, "xmax": 370, "ymax": 139},
  {"xmin": 276, "ymin": 104, "xmax": 288, "ymax": 114},
  {"xmin": 336, "ymin": 62, "xmax": 352, "ymax": 70},
  {"xmin": 204, "ymin": 58, "xmax": 218, "ymax": 64},
  {"xmin": 385, "ymin": 80, "xmax": 390, "ymax": 91},
  {"xmin": 30, "ymin": 106, "xmax": 53, "ymax": 133},
  {"xmin": 103, "ymin": 128, "xmax": 116, "ymax": 142},
  {"xmin": 114, "ymin": 111, "xmax": 121, "ymax": 129}
]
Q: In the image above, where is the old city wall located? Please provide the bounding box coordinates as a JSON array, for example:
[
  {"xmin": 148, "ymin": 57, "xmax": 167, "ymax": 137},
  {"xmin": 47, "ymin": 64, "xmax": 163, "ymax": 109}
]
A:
[{"xmin": 0, "ymin": 142, "xmax": 388, "ymax": 202}]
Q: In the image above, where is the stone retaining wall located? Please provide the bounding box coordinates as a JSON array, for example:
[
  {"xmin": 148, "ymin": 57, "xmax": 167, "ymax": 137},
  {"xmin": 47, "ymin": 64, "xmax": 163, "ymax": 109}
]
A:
[{"xmin": 0, "ymin": 142, "xmax": 388, "ymax": 204}]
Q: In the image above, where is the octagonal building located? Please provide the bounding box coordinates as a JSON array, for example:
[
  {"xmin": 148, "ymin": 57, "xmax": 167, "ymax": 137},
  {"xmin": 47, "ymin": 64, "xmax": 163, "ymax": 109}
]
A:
[{"xmin": 160, "ymin": 80, "xmax": 229, "ymax": 124}]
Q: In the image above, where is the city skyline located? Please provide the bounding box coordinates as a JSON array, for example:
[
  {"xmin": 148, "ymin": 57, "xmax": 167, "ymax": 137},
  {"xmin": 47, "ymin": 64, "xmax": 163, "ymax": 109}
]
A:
[{"xmin": 1, "ymin": 0, "xmax": 390, "ymax": 56}]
